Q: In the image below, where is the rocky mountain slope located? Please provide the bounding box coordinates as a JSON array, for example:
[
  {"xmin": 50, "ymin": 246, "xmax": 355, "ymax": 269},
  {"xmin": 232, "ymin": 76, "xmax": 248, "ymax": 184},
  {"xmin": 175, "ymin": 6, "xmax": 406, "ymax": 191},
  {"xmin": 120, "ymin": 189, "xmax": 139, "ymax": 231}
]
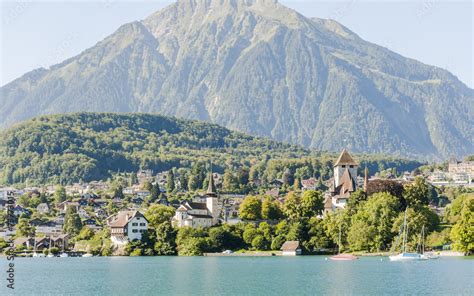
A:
[{"xmin": 1, "ymin": 0, "xmax": 473, "ymax": 159}]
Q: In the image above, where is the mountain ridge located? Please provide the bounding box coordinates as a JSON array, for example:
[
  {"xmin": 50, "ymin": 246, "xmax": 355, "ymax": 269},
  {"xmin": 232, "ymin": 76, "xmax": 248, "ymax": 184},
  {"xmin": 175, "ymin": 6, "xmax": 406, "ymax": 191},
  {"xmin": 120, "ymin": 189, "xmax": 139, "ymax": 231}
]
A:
[{"xmin": 1, "ymin": 0, "xmax": 473, "ymax": 159}]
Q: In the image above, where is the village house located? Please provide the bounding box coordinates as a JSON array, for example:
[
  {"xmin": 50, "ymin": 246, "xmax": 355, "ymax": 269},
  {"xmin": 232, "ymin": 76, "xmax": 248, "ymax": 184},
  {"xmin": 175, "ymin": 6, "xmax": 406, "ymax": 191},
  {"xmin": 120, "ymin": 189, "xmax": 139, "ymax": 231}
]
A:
[
  {"xmin": 301, "ymin": 178, "xmax": 318, "ymax": 191},
  {"xmin": 13, "ymin": 205, "xmax": 31, "ymax": 217},
  {"xmin": 108, "ymin": 210, "xmax": 149, "ymax": 245},
  {"xmin": 77, "ymin": 208, "xmax": 90, "ymax": 219},
  {"xmin": 448, "ymin": 158, "xmax": 474, "ymax": 175},
  {"xmin": 36, "ymin": 221, "xmax": 63, "ymax": 236},
  {"xmin": 94, "ymin": 208, "xmax": 107, "ymax": 219},
  {"xmin": 36, "ymin": 203, "xmax": 51, "ymax": 215},
  {"xmin": 174, "ymin": 171, "xmax": 220, "ymax": 228},
  {"xmin": 281, "ymin": 241, "xmax": 302, "ymax": 256}
]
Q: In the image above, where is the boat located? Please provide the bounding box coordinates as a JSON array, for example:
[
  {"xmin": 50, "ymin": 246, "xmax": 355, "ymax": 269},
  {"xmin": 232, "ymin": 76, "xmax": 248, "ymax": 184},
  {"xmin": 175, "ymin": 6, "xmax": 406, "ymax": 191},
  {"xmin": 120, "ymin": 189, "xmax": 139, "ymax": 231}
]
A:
[
  {"xmin": 59, "ymin": 253, "xmax": 69, "ymax": 258},
  {"xmin": 82, "ymin": 253, "xmax": 93, "ymax": 258},
  {"xmin": 330, "ymin": 225, "xmax": 358, "ymax": 261},
  {"xmin": 47, "ymin": 253, "xmax": 55, "ymax": 258},
  {"xmin": 389, "ymin": 210, "xmax": 427, "ymax": 261}
]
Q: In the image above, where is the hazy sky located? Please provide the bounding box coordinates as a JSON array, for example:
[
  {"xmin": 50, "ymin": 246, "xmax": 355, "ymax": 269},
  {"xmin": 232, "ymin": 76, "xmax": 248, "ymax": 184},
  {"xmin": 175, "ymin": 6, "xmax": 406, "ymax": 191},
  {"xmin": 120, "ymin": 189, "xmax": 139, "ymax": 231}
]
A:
[{"xmin": 1, "ymin": 0, "xmax": 473, "ymax": 88}]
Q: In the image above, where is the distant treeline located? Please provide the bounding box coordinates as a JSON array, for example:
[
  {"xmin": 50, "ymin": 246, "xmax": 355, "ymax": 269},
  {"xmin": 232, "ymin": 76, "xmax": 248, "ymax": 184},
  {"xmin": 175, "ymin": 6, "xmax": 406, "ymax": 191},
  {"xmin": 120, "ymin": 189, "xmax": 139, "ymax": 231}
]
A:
[{"xmin": 0, "ymin": 113, "xmax": 423, "ymax": 187}]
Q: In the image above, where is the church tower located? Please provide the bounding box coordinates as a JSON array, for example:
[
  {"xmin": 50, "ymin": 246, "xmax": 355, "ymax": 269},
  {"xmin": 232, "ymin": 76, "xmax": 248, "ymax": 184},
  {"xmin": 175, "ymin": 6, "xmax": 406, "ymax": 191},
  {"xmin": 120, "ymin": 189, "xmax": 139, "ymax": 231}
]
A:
[
  {"xmin": 334, "ymin": 149, "xmax": 358, "ymax": 188},
  {"xmin": 206, "ymin": 165, "xmax": 220, "ymax": 225}
]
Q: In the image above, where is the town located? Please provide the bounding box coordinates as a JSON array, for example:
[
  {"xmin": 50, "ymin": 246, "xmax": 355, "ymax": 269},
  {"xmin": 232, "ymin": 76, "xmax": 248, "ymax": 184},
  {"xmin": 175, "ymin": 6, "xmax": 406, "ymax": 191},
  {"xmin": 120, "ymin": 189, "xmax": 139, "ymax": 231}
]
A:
[{"xmin": 0, "ymin": 150, "xmax": 472, "ymax": 257}]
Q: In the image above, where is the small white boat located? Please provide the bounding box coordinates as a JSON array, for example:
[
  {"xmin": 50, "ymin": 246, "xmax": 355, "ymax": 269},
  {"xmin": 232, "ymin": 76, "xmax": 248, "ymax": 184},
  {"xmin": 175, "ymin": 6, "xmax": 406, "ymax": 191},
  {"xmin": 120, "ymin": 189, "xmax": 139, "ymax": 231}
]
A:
[
  {"xmin": 82, "ymin": 253, "xmax": 93, "ymax": 258},
  {"xmin": 59, "ymin": 253, "xmax": 69, "ymax": 258},
  {"xmin": 47, "ymin": 253, "xmax": 55, "ymax": 258},
  {"xmin": 389, "ymin": 252, "xmax": 426, "ymax": 261},
  {"xmin": 32, "ymin": 252, "xmax": 45, "ymax": 258}
]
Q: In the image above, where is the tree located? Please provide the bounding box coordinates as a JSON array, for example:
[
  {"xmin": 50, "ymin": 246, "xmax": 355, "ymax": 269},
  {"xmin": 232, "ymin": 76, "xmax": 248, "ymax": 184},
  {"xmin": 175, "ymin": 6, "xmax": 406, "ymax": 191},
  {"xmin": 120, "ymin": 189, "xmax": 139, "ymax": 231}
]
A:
[
  {"xmin": 367, "ymin": 179, "xmax": 405, "ymax": 208},
  {"xmin": 76, "ymin": 226, "xmax": 94, "ymax": 241},
  {"xmin": 17, "ymin": 218, "xmax": 34, "ymax": 237},
  {"xmin": 113, "ymin": 185, "xmax": 124, "ymax": 199},
  {"xmin": 154, "ymin": 221, "xmax": 177, "ymax": 255},
  {"xmin": 63, "ymin": 206, "xmax": 83, "ymax": 236},
  {"xmin": 346, "ymin": 189, "xmax": 367, "ymax": 214},
  {"xmin": 450, "ymin": 197, "xmax": 473, "ymax": 255},
  {"xmin": 145, "ymin": 205, "xmax": 175, "ymax": 229},
  {"xmin": 282, "ymin": 168, "xmax": 293, "ymax": 187},
  {"xmin": 404, "ymin": 176, "xmax": 430, "ymax": 208},
  {"xmin": 293, "ymin": 177, "xmax": 301, "ymax": 191},
  {"xmin": 305, "ymin": 217, "xmax": 331, "ymax": 252},
  {"xmin": 166, "ymin": 170, "xmax": 175, "ymax": 193},
  {"xmin": 282, "ymin": 191, "xmax": 301, "ymax": 220},
  {"xmin": 300, "ymin": 190, "xmax": 324, "ymax": 218},
  {"xmin": 222, "ymin": 170, "xmax": 237, "ymax": 192},
  {"xmin": 149, "ymin": 183, "xmax": 160, "ymax": 203},
  {"xmin": 54, "ymin": 186, "xmax": 67, "ymax": 205},
  {"xmin": 239, "ymin": 196, "xmax": 262, "ymax": 220},
  {"xmin": 348, "ymin": 192, "xmax": 400, "ymax": 252},
  {"xmin": 261, "ymin": 197, "xmax": 283, "ymax": 220}
]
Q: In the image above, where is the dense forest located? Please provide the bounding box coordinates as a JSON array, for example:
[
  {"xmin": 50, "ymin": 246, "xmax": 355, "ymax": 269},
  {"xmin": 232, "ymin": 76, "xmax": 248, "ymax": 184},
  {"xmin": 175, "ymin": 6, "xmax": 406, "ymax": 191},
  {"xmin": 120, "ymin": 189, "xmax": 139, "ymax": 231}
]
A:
[{"xmin": 0, "ymin": 113, "xmax": 423, "ymax": 186}]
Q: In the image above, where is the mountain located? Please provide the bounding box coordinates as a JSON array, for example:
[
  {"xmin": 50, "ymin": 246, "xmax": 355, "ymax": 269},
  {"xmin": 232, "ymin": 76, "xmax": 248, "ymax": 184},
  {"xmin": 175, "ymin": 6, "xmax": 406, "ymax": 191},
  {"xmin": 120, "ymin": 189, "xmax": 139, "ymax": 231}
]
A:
[
  {"xmin": 1, "ymin": 0, "xmax": 473, "ymax": 159},
  {"xmin": 0, "ymin": 112, "xmax": 422, "ymax": 186}
]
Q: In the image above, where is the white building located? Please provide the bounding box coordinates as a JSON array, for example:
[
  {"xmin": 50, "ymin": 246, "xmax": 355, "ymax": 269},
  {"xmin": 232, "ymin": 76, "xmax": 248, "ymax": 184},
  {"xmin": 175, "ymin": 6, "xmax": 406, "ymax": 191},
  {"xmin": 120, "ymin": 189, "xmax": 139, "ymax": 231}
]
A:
[
  {"xmin": 108, "ymin": 210, "xmax": 148, "ymax": 244},
  {"xmin": 174, "ymin": 171, "xmax": 220, "ymax": 228}
]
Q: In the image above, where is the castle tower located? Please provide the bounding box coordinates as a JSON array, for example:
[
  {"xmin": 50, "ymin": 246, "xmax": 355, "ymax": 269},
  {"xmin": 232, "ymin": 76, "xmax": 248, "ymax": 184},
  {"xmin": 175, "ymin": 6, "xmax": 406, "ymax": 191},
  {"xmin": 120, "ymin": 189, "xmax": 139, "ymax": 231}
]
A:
[
  {"xmin": 334, "ymin": 149, "xmax": 358, "ymax": 188},
  {"xmin": 206, "ymin": 165, "xmax": 220, "ymax": 225}
]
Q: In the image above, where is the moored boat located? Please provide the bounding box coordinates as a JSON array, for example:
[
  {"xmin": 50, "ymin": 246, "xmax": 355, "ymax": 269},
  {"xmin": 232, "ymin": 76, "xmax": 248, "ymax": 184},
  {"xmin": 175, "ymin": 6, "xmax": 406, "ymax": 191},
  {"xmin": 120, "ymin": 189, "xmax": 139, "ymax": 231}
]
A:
[{"xmin": 330, "ymin": 254, "xmax": 358, "ymax": 261}]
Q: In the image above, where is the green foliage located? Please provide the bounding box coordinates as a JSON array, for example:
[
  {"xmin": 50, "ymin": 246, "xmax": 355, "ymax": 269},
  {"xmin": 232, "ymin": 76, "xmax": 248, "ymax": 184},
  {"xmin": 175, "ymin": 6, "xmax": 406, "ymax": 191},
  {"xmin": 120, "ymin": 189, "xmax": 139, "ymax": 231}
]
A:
[
  {"xmin": 54, "ymin": 186, "xmax": 67, "ymax": 205},
  {"xmin": 63, "ymin": 206, "xmax": 83, "ymax": 236},
  {"xmin": 239, "ymin": 196, "xmax": 262, "ymax": 220},
  {"xmin": 16, "ymin": 218, "xmax": 34, "ymax": 237},
  {"xmin": 154, "ymin": 221, "xmax": 177, "ymax": 255},
  {"xmin": 450, "ymin": 196, "xmax": 473, "ymax": 255},
  {"xmin": 166, "ymin": 170, "xmax": 175, "ymax": 193},
  {"xmin": 261, "ymin": 197, "xmax": 283, "ymax": 220},
  {"xmin": 300, "ymin": 190, "xmax": 324, "ymax": 218},
  {"xmin": 404, "ymin": 177, "xmax": 431, "ymax": 208},
  {"xmin": 0, "ymin": 113, "xmax": 422, "ymax": 187},
  {"xmin": 145, "ymin": 205, "xmax": 176, "ymax": 229},
  {"xmin": 348, "ymin": 192, "xmax": 400, "ymax": 252},
  {"xmin": 76, "ymin": 226, "xmax": 95, "ymax": 241}
]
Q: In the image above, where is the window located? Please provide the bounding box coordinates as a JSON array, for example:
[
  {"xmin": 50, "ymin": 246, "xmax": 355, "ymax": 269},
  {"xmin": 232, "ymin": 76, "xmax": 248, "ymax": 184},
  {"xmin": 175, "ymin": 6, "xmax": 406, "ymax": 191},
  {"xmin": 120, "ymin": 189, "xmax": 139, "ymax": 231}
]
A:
[
  {"xmin": 132, "ymin": 223, "xmax": 138, "ymax": 226},
  {"xmin": 342, "ymin": 165, "xmax": 346, "ymax": 168},
  {"xmin": 132, "ymin": 229, "xmax": 138, "ymax": 233},
  {"xmin": 139, "ymin": 229, "xmax": 145, "ymax": 233},
  {"xmin": 140, "ymin": 223, "xmax": 146, "ymax": 226},
  {"xmin": 350, "ymin": 165, "xmax": 354, "ymax": 168}
]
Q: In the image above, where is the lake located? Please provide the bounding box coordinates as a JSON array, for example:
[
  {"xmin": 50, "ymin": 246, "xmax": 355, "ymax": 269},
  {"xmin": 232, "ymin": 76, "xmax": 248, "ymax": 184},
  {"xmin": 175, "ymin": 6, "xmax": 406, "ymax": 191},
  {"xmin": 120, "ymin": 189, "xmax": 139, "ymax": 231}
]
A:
[{"xmin": 2, "ymin": 256, "xmax": 473, "ymax": 295}]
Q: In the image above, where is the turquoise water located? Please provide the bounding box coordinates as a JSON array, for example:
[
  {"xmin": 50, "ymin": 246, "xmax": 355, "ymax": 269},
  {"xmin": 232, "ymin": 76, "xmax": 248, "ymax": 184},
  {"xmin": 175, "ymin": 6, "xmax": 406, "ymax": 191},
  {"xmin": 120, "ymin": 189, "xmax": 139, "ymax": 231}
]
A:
[{"xmin": 2, "ymin": 256, "xmax": 473, "ymax": 295}]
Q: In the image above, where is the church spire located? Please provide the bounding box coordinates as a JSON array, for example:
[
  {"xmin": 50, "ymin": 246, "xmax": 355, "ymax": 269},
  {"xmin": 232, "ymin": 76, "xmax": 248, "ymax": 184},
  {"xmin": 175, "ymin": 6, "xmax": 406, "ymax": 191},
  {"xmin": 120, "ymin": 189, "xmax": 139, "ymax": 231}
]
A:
[{"xmin": 207, "ymin": 162, "xmax": 217, "ymax": 197}]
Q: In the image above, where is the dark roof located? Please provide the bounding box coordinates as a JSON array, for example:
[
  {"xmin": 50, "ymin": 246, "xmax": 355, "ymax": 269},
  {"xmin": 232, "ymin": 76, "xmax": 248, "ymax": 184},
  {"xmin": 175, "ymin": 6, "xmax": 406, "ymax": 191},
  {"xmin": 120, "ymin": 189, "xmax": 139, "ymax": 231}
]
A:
[
  {"xmin": 186, "ymin": 202, "xmax": 208, "ymax": 210},
  {"xmin": 334, "ymin": 149, "xmax": 358, "ymax": 167},
  {"xmin": 188, "ymin": 214, "xmax": 213, "ymax": 219}
]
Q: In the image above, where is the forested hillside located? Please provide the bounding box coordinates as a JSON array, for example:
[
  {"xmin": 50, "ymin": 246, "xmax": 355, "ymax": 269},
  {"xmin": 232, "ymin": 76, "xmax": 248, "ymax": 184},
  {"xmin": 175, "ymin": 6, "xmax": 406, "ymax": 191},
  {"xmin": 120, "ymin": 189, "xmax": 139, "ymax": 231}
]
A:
[{"xmin": 0, "ymin": 113, "xmax": 422, "ymax": 186}]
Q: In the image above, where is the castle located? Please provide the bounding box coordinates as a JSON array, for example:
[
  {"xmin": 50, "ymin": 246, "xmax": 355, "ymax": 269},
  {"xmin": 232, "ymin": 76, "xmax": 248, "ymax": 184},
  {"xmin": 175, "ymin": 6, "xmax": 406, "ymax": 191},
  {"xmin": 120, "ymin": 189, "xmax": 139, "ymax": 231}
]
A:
[{"xmin": 324, "ymin": 149, "xmax": 366, "ymax": 213}]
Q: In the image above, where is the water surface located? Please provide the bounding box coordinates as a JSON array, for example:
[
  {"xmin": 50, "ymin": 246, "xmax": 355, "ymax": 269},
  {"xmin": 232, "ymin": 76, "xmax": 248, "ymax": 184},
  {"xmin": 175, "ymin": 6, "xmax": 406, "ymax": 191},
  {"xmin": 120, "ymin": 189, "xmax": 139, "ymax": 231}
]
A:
[{"xmin": 2, "ymin": 256, "xmax": 473, "ymax": 295}]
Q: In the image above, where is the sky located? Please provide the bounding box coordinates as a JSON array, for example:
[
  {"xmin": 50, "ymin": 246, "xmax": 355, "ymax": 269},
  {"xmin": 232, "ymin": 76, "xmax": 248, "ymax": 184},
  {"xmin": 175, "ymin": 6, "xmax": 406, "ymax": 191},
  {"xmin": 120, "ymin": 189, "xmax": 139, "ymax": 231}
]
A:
[{"xmin": 1, "ymin": 0, "xmax": 473, "ymax": 88}]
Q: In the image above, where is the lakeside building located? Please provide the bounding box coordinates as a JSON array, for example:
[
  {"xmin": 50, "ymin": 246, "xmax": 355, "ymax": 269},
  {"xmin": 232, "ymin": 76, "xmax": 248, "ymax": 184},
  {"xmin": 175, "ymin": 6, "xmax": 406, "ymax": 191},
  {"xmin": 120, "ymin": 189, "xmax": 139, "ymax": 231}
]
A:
[
  {"xmin": 324, "ymin": 149, "xmax": 365, "ymax": 213},
  {"xmin": 108, "ymin": 210, "xmax": 149, "ymax": 245},
  {"xmin": 281, "ymin": 241, "xmax": 302, "ymax": 256},
  {"xmin": 174, "ymin": 171, "xmax": 220, "ymax": 228},
  {"xmin": 448, "ymin": 158, "xmax": 474, "ymax": 175}
]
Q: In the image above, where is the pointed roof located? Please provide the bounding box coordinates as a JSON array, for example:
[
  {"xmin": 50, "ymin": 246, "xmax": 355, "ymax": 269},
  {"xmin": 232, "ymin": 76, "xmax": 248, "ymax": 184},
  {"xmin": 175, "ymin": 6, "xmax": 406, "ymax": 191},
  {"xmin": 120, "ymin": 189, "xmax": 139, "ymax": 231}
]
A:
[
  {"xmin": 334, "ymin": 149, "xmax": 358, "ymax": 167},
  {"xmin": 207, "ymin": 165, "xmax": 217, "ymax": 197},
  {"xmin": 339, "ymin": 168, "xmax": 355, "ymax": 193}
]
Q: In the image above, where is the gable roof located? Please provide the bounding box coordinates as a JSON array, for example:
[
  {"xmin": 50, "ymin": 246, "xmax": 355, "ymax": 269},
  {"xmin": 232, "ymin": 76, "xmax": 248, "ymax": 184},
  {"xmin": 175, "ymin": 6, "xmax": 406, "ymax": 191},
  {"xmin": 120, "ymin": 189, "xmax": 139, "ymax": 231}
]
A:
[
  {"xmin": 334, "ymin": 149, "xmax": 358, "ymax": 167},
  {"xmin": 108, "ymin": 210, "xmax": 147, "ymax": 228},
  {"xmin": 281, "ymin": 241, "xmax": 301, "ymax": 251}
]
